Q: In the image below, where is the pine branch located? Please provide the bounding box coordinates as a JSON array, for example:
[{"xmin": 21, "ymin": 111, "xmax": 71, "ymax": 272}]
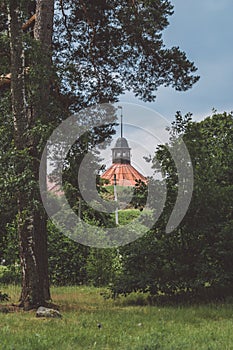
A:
[
  {"xmin": 22, "ymin": 14, "xmax": 36, "ymax": 31},
  {"xmin": 59, "ymin": 0, "xmax": 72, "ymax": 42}
]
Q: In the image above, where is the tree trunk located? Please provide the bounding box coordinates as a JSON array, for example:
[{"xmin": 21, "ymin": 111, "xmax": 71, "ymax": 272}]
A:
[
  {"xmin": 31, "ymin": 0, "xmax": 55, "ymax": 304},
  {"xmin": 9, "ymin": 0, "xmax": 54, "ymax": 309}
]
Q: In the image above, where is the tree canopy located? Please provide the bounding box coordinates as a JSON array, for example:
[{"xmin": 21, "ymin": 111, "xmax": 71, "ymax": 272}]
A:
[{"xmin": 1, "ymin": 0, "xmax": 199, "ymax": 106}]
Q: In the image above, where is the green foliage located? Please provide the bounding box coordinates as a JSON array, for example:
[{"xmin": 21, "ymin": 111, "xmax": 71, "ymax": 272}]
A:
[
  {"xmin": 0, "ymin": 264, "xmax": 20, "ymax": 284},
  {"xmin": 86, "ymin": 248, "xmax": 121, "ymax": 287},
  {"xmin": 1, "ymin": 222, "xmax": 19, "ymax": 266},
  {"xmin": 0, "ymin": 92, "xmax": 18, "ymax": 264},
  {"xmin": 0, "ymin": 0, "xmax": 199, "ymax": 299},
  {"xmin": 107, "ymin": 209, "xmax": 141, "ymax": 227},
  {"xmin": 54, "ymin": 0, "xmax": 199, "ymax": 107},
  {"xmin": 111, "ymin": 111, "xmax": 233, "ymax": 301},
  {"xmin": 117, "ymin": 209, "xmax": 141, "ymax": 224},
  {"xmin": 131, "ymin": 180, "xmax": 148, "ymax": 209},
  {"xmin": 47, "ymin": 221, "xmax": 89, "ymax": 286}
]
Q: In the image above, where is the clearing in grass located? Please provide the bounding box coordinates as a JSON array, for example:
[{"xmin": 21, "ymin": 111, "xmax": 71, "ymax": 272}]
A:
[{"xmin": 0, "ymin": 285, "xmax": 233, "ymax": 350}]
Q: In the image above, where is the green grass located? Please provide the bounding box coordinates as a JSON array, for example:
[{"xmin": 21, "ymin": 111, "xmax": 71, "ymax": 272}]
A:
[
  {"xmin": 115, "ymin": 209, "xmax": 141, "ymax": 224},
  {"xmin": 1, "ymin": 285, "xmax": 233, "ymax": 349}
]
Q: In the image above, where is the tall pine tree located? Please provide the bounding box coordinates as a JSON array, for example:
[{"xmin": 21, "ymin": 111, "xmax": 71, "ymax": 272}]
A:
[{"xmin": 1, "ymin": 0, "xmax": 199, "ymax": 308}]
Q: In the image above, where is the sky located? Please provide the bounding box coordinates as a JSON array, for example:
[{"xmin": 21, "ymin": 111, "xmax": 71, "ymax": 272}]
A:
[
  {"xmin": 100, "ymin": 0, "xmax": 233, "ymax": 173},
  {"xmin": 121, "ymin": 0, "xmax": 233, "ymax": 121}
]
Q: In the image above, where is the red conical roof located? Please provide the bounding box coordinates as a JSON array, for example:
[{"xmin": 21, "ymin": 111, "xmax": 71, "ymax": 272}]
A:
[{"xmin": 101, "ymin": 163, "xmax": 147, "ymax": 187}]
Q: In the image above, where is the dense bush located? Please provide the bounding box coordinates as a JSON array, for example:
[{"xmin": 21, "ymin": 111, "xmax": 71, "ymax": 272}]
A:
[
  {"xmin": 110, "ymin": 112, "xmax": 233, "ymax": 301},
  {"xmin": 47, "ymin": 222, "xmax": 90, "ymax": 285},
  {"xmin": 86, "ymin": 248, "xmax": 121, "ymax": 287},
  {"xmin": 0, "ymin": 264, "xmax": 21, "ymax": 284}
]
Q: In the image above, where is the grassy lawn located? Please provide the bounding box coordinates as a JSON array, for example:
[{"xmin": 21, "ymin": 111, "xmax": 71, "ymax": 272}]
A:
[{"xmin": 0, "ymin": 285, "xmax": 233, "ymax": 350}]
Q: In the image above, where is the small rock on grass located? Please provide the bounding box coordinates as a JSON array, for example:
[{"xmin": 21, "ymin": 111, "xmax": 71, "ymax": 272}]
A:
[{"xmin": 36, "ymin": 306, "xmax": 62, "ymax": 318}]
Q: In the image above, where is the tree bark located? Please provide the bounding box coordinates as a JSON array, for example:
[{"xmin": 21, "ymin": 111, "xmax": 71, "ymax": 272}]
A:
[
  {"xmin": 9, "ymin": 0, "xmax": 54, "ymax": 309},
  {"xmin": 9, "ymin": 0, "xmax": 41, "ymax": 309},
  {"xmin": 31, "ymin": 0, "xmax": 55, "ymax": 304}
]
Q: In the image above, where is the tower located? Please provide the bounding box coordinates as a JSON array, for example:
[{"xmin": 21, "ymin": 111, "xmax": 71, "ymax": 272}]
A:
[
  {"xmin": 101, "ymin": 109, "xmax": 147, "ymax": 186},
  {"xmin": 112, "ymin": 137, "xmax": 131, "ymax": 164}
]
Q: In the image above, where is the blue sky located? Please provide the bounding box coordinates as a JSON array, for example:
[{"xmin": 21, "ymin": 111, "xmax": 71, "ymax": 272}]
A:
[
  {"xmin": 120, "ymin": 0, "xmax": 233, "ymax": 121},
  {"xmin": 100, "ymin": 1, "xmax": 233, "ymax": 172}
]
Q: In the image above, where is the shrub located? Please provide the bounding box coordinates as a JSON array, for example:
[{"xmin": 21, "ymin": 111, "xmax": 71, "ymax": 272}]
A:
[
  {"xmin": 0, "ymin": 264, "xmax": 21, "ymax": 284},
  {"xmin": 48, "ymin": 222, "xmax": 89, "ymax": 285},
  {"xmin": 86, "ymin": 248, "xmax": 122, "ymax": 287}
]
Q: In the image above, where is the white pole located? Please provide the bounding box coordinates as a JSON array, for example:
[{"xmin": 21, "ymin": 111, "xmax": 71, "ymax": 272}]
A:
[
  {"xmin": 78, "ymin": 198, "xmax": 82, "ymax": 221},
  {"xmin": 114, "ymin": 173, "xmax": 119, "ymax": 225},
  {"xmin": 118, "ymin": 106, "xmax": 123, "ymax": 138}
]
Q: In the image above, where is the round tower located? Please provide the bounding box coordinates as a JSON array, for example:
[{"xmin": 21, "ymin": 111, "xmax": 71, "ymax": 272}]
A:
[
  {"xmin": 101, "ymin": 107, "xmax": 147, "ymax": 186},
  {"xmin": 112, "ymin": 137, "xmax": 131, "ymax": 164}
]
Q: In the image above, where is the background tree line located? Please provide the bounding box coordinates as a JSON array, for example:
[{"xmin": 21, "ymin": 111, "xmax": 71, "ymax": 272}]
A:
[
  {"xmin": 1, "ymin": 109, "xmax": 233, "ymax": 303},
  {"xmin": 111, "ymin": 111, "xmax": 233, "ymax": 301}
]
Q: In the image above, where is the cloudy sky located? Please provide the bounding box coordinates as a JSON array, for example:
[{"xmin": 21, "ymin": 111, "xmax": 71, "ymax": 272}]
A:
[
  {"xmin": 121, "ymin": 0, "xmax": 233, "ymax": 121},
  {"xmin": 100, "ymin": 1, "xmax": 233, "ymax": 173}
]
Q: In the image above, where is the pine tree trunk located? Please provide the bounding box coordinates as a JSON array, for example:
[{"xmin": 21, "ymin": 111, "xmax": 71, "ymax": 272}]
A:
[
  {"xmin": 31, "ymin": 0, "xmax": 55, "ymax": 304},
  {"xmin": 9, "ymin": 0, "xmax": 54, "ymax": 309}
]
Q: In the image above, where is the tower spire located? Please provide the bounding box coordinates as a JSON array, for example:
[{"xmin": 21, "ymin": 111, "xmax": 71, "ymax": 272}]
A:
[
  {"xmin": 111, "ymin": 107, "xmax": 131, "ymax": 165},
  {"xmin": 118, "ymin": 106, "xmax": 123, "ymax": 138},
  {"xmin": 121, "ymin": 113, "xmax": 123, "ymax": 138}
]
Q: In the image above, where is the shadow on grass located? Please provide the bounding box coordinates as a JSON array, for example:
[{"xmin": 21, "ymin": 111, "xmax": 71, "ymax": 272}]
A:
[{"xmin": 111, "ymin": 286, "xmax": 233, "ymax": 307}]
